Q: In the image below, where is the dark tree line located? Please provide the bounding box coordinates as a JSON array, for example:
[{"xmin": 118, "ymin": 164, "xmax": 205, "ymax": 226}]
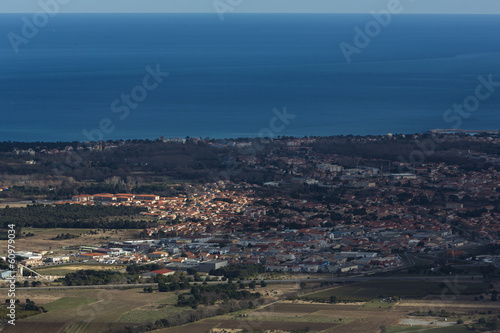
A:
[
  {"xmin": 0, "ymin": 204, "xmax": 150, "ymax": 229},
  {"xmin": 64, "ymin": 270, "xmax": 135, "ymax": 286},
  {"xmin": 209, "ymin": 264, "xmax": 265, "ymax": 280}
]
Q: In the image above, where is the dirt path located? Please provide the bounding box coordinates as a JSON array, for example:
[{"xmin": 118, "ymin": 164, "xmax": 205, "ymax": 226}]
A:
[{"xmin": 396, "ymin": 300, "xmax": 500, "ymax": 310}]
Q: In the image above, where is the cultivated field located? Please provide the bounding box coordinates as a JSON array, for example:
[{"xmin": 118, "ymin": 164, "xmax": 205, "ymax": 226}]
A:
[
  {"xmin": 43, "ymin": 297, "xmax": 99, "ymax": 312},
  {"xmin": 3, "ymin": 287, "xmax": 498, "ymax": 333},
  {"xmin": 303, "ymin": 281, "xmax": 489, "ymax": 302},
  {"xmin": 117, "ymin": 293, "xmax": 186, "ymax": 323},
  {"xmin": 153, "ymin": 302, "xmax": 409, "ymax": 333},
  {"xmin": 1, "ymin": 288, "xmax": 184, "ymax": 332}
]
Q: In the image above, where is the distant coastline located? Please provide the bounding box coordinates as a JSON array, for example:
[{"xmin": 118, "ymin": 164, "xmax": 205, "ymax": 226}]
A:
[
  {"xmin": 429, "ymin": 129, "xmax": 500, "ymax": 134},
  {"xmin": 1, "ymin": 130, "xmax": 500, "ymax": 146}
]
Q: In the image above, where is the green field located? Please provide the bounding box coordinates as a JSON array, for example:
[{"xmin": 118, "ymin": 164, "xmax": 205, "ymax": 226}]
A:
[
  {"xmin": 43, "ymin": 297, "xmax": 99, "ymax": 312},
  {"xmin": 303, "ymin": 281, "xmax": 488, "ymax": 302},
  {"xmin": 117, "ymin": 293, "xmax": 186, "ymax": 323}
]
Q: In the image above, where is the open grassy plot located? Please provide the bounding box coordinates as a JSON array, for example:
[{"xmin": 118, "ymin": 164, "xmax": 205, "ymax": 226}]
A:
[
  {"xmin": 385, "ymin": 326, "xmax": 432, "ymax": 333},
  {"xmin": 43, "ymin": 297, "xmax": 99, "ymax": 312},
  {"xmin": 21, "ymin": 228, "xmax": 89, "ymax": 237},
  {"xmin": 35, "ymin": 263, "xmax": 126, "ymax": 276},
  {"xmin": 19, "ymin": 288, "xmax": 165, "ymax": 322},
  {"xmin": 386, "ymin": 324, "xmax": 470, "ymax": 333},
  {"xmin": 0, "ymin": 202, "xmax": 30, "ymax": 208},
  {"xmin": 0, "ymin": 228, "xmax": 142, "ymax": 252},
  {"xmin": 303, "ymin": 281, "xmax": 488, "ymax": 302},
  {"xmin": 360, "ymin": 299, "xmax": 395, "ymax": 309},
  {"xmin": 117, "ymin": 293, "xmax": 186, "ymax": 323},
  {"xmin": 117, "ymin": 305, "xmax": 186, "ymax": 323}
]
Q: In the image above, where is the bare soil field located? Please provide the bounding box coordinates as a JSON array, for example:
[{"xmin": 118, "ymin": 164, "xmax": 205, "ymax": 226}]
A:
[
  {"xmin": 204, "ymin": 319, "xmax": 338, "ymax": 331},
  {"xmin": 1, "ymin": 321, "xmax": 67, "ymax": 333},
  {"xmin": 303, "ymin": 281, "xmax": 488, "ymax": 302},
  {"xmin": 0, "ymin": 202, "xmax": 29, "ymax": 209},
  {"xmin": 397, "ymin": 300, "xmax": 500, "ymax": 308}
]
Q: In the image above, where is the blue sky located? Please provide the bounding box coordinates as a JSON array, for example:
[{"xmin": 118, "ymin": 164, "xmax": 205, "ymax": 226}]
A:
[{"xmin": 1, "ymin": 0, "xmax": 499, "ymax": 14}]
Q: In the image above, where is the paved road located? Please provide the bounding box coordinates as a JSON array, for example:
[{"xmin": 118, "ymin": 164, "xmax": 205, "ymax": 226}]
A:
[
  {"xmin": 13, "ymin": 283, "xmax": 158, "ymax": 290},
  {"xmin": 405, "ymin": 253, "xmax": 415, "ymax": 266}
]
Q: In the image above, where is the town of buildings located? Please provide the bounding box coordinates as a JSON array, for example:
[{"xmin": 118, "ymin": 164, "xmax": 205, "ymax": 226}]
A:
[{"xmin": 2, "ymin": 133, "xmax": 500, "ymax": 280}]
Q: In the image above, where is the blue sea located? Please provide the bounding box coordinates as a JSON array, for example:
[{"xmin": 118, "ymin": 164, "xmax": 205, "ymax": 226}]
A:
[{"xmin": 0, "ymin": 14, "xmax": 499, "ymax": 142}]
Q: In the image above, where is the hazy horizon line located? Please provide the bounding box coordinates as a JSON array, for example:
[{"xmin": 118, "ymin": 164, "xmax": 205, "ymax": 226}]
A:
[{"xmin": 1, "ymin": 12, "xmax": 500, "ymax": 15}]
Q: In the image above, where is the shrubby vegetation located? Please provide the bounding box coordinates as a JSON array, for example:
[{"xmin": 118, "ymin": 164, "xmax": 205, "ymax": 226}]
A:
[
  {"xmin": 469, "ymin": 317, "xmax": 500, "ymax": 331},
  {"xmin": 63, "ymin": 270, "xmax": 136, "ymax": 286},
  {"xmin": 22, "ymin": 299, "xmax": 46, "ymax": 312},
  {"xmin": 177, "ymin": 284, "xmax": 261, "ymax": 308},
  {"xmin": 52, "ymin": 233, "xmax": 79, "ymax": 240},
  {"xmin": 126, "ymin": 263, "xmax": 164, "ymax": 274},
  {"xmin": 209, "ymin": 264, "xmax": 265, "ymax": 280}
]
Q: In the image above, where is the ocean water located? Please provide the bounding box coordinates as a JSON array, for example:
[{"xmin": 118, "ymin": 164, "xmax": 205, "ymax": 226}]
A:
[{"xmin": 0, "ymin": 14, "xmax": 499, "ymax": 142}]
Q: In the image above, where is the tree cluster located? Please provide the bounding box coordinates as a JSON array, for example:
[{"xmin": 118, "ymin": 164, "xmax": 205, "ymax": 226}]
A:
[
  {"xmin": 177, "ymin": 284, "xmax": 261, "ymax": 309},
  {"xmin": 209, "ymin": 264, "xmax": 265, "ymax": 280}
]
